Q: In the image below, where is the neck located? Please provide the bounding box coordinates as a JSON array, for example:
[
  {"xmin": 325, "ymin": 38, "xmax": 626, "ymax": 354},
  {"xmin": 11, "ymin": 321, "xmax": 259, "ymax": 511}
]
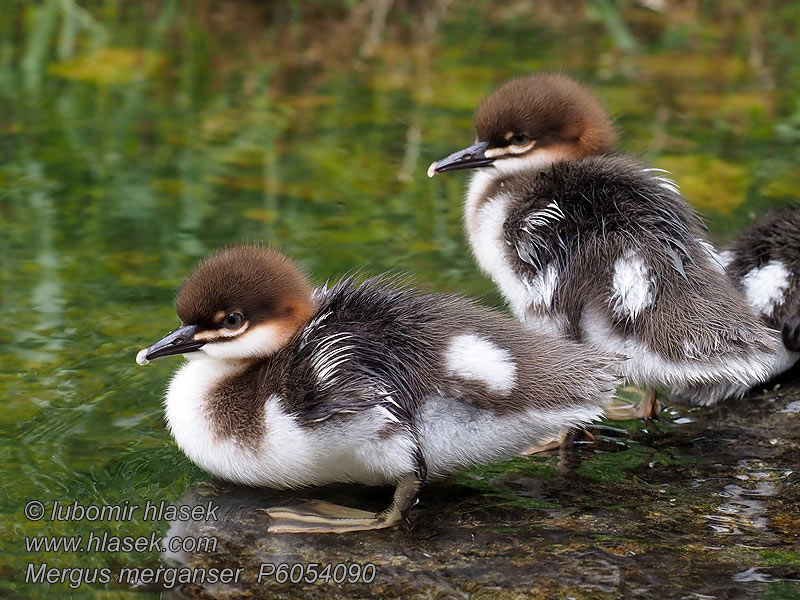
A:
[
  {"xmin": 490, "ymin": 147, "xmax": 574, "ymax": 178},
  {"xmin": 464, "ymin": 147, "xmax": 571, "ymax": 226},
  {"xmin": 287, "ymin": 297, "xmax": 318, "ymax": 333}
]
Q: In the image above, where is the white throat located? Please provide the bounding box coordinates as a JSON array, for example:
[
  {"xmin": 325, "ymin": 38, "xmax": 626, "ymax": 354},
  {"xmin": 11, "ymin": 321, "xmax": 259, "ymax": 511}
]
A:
[
  {"xmin": 463, "ymin": 149, "xmax": 566, "ymax": 227},
  {"xmin": 490, "ymin": 148, "xmax": 567, "ymax": 177}
]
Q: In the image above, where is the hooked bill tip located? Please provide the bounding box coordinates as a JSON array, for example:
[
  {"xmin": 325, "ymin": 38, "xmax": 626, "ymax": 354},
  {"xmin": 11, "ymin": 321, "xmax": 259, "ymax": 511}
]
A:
[
  {"xmin": 135, "ymin": 348, "xmax": 150, "ymax": 366},
  {"xmin": 427, "ymin": 162, "xmax": 438, "ymax": 178}
]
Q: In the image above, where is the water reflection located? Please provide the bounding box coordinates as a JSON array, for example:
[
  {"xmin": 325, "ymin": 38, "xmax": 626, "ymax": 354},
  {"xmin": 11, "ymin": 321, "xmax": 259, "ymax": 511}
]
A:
[
  {"xmin": 705, "ymin": 460, "xmax": 793, "ymax": 536},
  {"xmin": 2, "ymin": 2, "xmax": 800, "ymax": 598},
  {"xmin": 706, "ymin": 483, "xmax": 772, "ymax": 535},
  {"xmin": 733, "ymin": 567, "xmax": 778, "ymax": 583}
]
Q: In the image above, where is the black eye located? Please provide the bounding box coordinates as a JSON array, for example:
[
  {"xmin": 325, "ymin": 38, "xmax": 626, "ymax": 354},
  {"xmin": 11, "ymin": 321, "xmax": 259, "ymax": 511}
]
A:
[
  {"xmin": 222, "ymin": 312, "xmax": 244, "ymax": 329},
  {"xmin": 510, "ymin": 133, "xmax": 530, "ymax": 146}
]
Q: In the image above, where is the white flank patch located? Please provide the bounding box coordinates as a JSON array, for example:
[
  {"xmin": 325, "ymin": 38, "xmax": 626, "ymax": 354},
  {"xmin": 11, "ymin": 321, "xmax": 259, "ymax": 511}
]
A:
[
  {"xmin": 580, "ymin": 305, "xmax": 774, "ymax": 389},
  {"xmin": 201, "ymin": 321, "xmax": 288, "ymax": 360},
  {"xmin": 741, "ymin": 260, "xmax": 790, "ymax": 318},
  {"xmin": 611, "ymin": 252, "xmax": 654, "ymax": 318},
  {"xmin": 418, "ymin": 397, "xmax": 606, "ymax": 478},
  {"xmin": 526, "ymin": 263, "xmax": 559, "ymax": 310},
  {"xmin": 672, "ymin": 341, "xmax": 800, "ymax": 406},
  {"xmin": 444, "ymin": 333, "xmax": 517, "ymax": 395},
  {"xmin": 254, "ymin": 399, "xmax": 418, "ymax": 487}
]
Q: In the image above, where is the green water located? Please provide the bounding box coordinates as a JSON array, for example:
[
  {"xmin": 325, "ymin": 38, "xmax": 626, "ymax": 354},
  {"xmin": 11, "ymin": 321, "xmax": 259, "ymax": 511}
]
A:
[{"xmin": 2, "ymin": 2, "xmax": 799, "ymax": 598}]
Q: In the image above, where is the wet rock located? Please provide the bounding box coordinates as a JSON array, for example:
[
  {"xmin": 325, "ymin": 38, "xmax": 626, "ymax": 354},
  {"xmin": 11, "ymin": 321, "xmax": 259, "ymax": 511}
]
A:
[{"xmin": 155, "ymin": 371, "xmax": 800, "ymax": 599}]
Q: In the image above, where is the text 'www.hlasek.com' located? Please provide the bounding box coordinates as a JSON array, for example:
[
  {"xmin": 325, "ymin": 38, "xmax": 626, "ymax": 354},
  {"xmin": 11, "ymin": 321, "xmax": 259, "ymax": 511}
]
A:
[{"xmin": 22, "ymin": 499, "xmax": 377, "ymax": 590}]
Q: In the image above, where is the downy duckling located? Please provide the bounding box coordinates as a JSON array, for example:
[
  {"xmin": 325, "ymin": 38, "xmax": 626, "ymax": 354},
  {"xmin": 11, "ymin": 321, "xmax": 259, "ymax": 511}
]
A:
[
  {"xmin": 137, "ymin": 245, "xmax": 620, "ymax": 533},
  {"xmin": 427, "ymin": 73, "xmax": 776, "ymax": 418},
  {"xmin": 673, "ymin": 204, "xmax": 800, "ymax": 404}
]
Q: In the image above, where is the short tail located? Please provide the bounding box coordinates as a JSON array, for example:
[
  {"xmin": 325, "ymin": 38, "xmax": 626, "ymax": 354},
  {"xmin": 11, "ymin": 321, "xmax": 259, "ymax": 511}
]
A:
[{"xmin": 783, "ymin": 314, "xmax": 800, "ymax": 352}]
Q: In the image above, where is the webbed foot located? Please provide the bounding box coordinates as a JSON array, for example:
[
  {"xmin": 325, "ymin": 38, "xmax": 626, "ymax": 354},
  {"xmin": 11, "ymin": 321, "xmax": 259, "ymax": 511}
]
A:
[
  {"xmin": 603, "ymin": 387, "xmax": 660, "ymax": 420},
  {"xmin": 520, "ymin": 428, "xmax": 596, "ymax": 455},
  {"xmin": 264, "ymin": 474, "xmax": 422, "ymax": 534},
  {"xmin": 266, "ymin": 501, "xmax": 394, "ymax": 533}
]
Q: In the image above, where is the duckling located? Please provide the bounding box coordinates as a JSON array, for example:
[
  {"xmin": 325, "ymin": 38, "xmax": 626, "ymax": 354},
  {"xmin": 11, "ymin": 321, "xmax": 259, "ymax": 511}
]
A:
[
  {"xmin": 427, "ymin": 73, "xmax": 777, "ymax": 418},
  {"xmin": 136, "ymin": 245, "xmax": 620, "ymax": 533},
  {"xmin": 672, "ymin": 204, "xmax": 800, "ymax": 404}
]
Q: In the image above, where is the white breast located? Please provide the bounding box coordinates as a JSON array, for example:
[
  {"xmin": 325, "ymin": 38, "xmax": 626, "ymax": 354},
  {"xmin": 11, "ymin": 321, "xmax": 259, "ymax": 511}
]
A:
[
  {"xmin": 464, "ymin": 171, "xmax": 566, "ymax": 335},
  {"xmin": 464, "ymin": 176, "xmax": 530, "ymax": 321},
  {"xmin": 163, "ymin": 356, "xmax": 416, "ymax": 488}
]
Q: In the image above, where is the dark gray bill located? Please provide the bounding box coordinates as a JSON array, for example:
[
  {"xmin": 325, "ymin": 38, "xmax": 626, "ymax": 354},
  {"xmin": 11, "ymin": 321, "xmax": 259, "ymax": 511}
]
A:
[
  {"xmin": 136, "ymin": 324, "xmax": 203, "ymax": 365},
  {"xmin": 427, "ymin": 141, "xmax": 492, "ymax": 176}
]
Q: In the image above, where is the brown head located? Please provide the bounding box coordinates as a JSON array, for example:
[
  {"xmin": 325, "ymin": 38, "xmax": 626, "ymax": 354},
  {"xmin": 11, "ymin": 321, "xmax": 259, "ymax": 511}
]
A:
[
  {"xmin": 136, "ymin": 246, "xmax": 316, "ymax": 364},
  {"xmin": 428, "ymin": 73, "xmax": 615, "ymax": 177}
]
